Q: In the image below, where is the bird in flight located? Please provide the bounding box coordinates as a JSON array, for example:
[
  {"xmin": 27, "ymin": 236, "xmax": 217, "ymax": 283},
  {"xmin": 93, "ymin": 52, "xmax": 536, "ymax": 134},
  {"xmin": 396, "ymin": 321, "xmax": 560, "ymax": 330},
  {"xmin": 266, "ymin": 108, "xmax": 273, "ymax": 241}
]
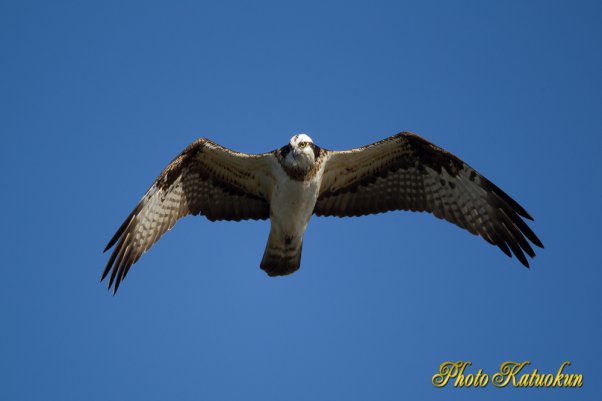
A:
[{"xmin": 102, "ymin": 132, "xmax": 543, "ymax": 293}]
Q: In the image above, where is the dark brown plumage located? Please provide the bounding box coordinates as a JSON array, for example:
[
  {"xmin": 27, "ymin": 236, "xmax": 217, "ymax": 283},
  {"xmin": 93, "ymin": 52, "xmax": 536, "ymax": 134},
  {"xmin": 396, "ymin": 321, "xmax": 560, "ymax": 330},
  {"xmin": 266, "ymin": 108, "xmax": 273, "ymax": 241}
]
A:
[
  {"xmin": 102, "ymin": 138, "xmax": 274, "ymax": 293},
  {"xmin": 315, "ymin": 133, "xmax": 543, "ymax": 266}
]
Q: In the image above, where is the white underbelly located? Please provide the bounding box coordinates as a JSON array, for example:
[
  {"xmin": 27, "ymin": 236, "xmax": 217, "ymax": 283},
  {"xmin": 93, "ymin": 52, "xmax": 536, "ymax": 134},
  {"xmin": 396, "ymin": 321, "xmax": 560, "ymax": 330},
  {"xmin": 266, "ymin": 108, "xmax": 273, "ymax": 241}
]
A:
[{"xmin": 270, "ymin": 177, "xmax": 320, "ymax": 234}]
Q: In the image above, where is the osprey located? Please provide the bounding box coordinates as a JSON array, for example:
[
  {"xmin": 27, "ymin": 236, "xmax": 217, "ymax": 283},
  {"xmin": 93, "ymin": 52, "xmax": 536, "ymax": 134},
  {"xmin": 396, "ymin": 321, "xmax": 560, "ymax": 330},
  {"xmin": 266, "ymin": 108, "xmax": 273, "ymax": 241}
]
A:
[{"xmin": 102, "ymin": 132, "xmax": 543, "ymax": 293}]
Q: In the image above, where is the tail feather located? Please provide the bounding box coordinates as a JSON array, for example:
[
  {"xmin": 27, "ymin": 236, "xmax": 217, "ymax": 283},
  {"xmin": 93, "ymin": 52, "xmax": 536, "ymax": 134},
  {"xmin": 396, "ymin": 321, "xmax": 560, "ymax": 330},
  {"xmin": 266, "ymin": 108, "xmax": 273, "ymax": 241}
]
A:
[{"xmin": 260, "ymin": 232, "xmax": 303, "ymax": 276}]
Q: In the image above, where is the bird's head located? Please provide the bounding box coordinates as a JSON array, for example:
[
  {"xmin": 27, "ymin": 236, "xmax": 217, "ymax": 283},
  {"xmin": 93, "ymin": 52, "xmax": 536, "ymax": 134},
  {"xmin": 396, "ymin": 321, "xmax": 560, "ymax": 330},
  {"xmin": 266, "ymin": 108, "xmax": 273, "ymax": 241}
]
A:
[{"xmin": 285, "ymin": 133, "xmax": 317, "ymax": 169}]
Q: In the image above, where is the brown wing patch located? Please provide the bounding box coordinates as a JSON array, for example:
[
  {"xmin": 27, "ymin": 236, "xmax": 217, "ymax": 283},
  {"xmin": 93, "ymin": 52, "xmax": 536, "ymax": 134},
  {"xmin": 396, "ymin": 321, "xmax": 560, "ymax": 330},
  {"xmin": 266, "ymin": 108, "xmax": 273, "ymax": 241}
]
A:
[
  {"xmin": 102, "ymin": 139, "xmax": 272, "ymax": 294},
  {"xmin": 403, "ymin": 133, "xmax": 464, "ymax": 176},
  {"xmin": 315, "ymin": 132, "xmax": 543, "ymax": 267}
]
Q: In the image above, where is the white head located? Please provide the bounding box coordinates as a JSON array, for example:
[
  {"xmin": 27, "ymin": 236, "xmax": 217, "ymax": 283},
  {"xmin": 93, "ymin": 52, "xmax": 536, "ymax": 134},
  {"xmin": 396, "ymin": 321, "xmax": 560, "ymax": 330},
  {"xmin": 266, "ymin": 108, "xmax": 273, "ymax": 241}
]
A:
[{"xmin": 285, "ymin": 133, "xmax": 316, "ymax": 169}]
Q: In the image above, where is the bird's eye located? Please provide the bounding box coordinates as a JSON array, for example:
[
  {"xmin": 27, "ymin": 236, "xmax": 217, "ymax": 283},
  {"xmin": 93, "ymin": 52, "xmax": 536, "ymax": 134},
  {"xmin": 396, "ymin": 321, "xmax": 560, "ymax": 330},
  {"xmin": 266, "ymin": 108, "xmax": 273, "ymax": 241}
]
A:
[{"xmin": 299, "ymin": 142, "xmax": 307, "ymax": 148}]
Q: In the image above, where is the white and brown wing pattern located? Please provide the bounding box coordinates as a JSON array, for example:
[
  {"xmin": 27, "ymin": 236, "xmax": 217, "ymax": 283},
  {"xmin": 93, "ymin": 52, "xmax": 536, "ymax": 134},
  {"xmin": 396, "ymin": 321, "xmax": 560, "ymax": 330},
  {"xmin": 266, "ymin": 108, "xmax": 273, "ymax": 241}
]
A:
[
  {"xmin": 102, "ymin": 139, "xmax": 274, "ymax": 293},
  {"xmin": 315, "ymin": 132, "xmax": 543, "ymax": 266}
]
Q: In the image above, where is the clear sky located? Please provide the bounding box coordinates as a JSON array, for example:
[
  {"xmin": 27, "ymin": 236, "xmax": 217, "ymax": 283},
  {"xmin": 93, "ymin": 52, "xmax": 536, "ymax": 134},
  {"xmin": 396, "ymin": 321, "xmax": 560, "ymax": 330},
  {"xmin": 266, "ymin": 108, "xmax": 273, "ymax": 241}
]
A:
[{"xmin": 1, "ymin": 1, "xmax": 601, "ymax": 400}]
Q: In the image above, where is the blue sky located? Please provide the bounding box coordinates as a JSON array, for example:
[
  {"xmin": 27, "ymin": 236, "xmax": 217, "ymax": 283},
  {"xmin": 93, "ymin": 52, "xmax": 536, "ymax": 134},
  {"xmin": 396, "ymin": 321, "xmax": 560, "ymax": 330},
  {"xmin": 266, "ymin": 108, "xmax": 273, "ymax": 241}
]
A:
[{"xmin": 1, "ymin": 1, "xmax": 601, "ymax": 400}]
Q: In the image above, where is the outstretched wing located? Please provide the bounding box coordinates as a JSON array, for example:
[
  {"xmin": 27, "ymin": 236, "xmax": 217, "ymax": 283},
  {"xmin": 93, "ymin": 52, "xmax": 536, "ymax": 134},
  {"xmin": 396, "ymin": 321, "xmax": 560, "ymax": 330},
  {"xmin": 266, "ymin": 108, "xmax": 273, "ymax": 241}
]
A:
[
  {"xmin": 102, "ymin": 138, "xmax": 275, "ymax": 293},
  {"xmin": 315, "ymin": 132, "xmax": 543, "ymax": 266}
]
